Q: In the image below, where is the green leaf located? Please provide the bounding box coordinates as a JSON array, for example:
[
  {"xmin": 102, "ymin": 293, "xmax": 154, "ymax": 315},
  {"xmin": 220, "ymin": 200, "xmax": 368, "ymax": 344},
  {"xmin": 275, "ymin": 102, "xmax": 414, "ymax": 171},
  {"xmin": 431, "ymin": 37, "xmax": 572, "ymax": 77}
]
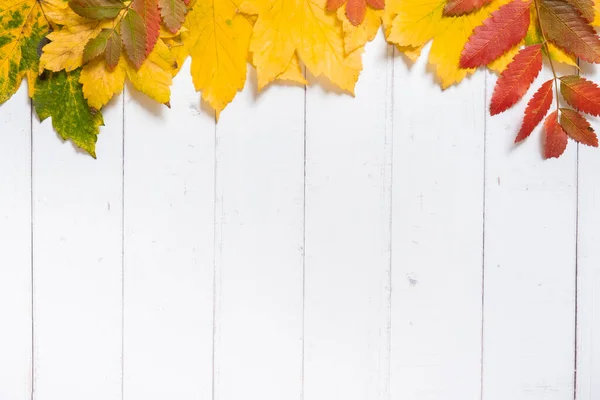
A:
[
  {"xmin": 69, "ymin": 0, "xmax": 126, "ymax": 20},
  {"xmin": 33, "ymin": 70, "xmax": 104, "ymax": 158},
  {"xmin": 83, "ymin": 29, "xmax": 111, "ymax": 64},
  {"xmin": 120, "ymin": 9, "xmax": 148, "ymax": 69}
]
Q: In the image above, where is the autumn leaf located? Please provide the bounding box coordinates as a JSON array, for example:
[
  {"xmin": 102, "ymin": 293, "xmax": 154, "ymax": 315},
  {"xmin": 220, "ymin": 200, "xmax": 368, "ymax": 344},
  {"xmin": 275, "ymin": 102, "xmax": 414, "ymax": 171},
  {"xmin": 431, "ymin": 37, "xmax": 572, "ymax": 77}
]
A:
[
  {"xmin": 243, "ymin": 0, "xmax": 362, "ymax": 93},
  {"xmin": 490, "ymin": 44, "xmax": 542, "ymax": 115},
  {"xmin": 444, "ymin": 0, "xmax": 493, "ymax": 16},
  {"xmin": 327, "ymin": 0, "xmax": 384, "ymax": 26},
  {"xmin": 560, "ymin": 75, "xmax": 600, "ymax": 116},
  {"xmin": 385, "ymin": 0, "xmax": 515, "ymax": 87},
  {"xmin": 132, "ymin": 0, "xmax": 160, "ymax": 56},
  {"xmin": 538, "ymin": 0, "xmax": 600, "ymax": 63},
  {"xmin": 121, "ymin": 9, "xmax": 147, "ymax": 68},
  {"xmin": 460, "ymin": 0, "xmax": 531, "ymax": 68},
  {"xmin": 560, "ymin": 107, "xmax": 598, "ymax": 146},
  {"xmin": 525, "ymin": 7, "xmax": 577, "ymax": 67},
  {"xmin": 69, "ymin": 0, "xmax": 125, "ymax": 20},
  {"xmin": 159, "ymin": 0, "xmax": 186, "ymax": 33},
  {"xmin": 516, "ymin": 78, "xmax": 553, "ymax": 142},
  {"xmin": 0, "ymin": 0, "xmax": 56, "ymax": 103},
  {"xmin": 33, "ymin": 69, "xmax": 104, "ymax": 157},
  {"xmin": 544, "ymin": 110, "xmax": 568, "ymax": 158},
  {"xmin": 337, "ymin": 6, "xmax": 382, "ymax": 54}
]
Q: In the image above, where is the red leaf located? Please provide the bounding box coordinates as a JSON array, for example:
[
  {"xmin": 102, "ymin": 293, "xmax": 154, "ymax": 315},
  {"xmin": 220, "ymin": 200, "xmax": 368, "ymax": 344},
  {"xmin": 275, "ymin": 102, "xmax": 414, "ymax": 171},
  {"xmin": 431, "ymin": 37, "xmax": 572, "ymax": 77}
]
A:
[
  {"xmin": 544, "ymin": 110, "xmax": 568, "ymax": 158},
  {"xmin": 460, "ymin": 0, "xmax": 531, "ymax": 68},
  {"xmin": 516, "ymin": 79, "xmax": 554, "ymax": 142},
  {"xmin": 346, "ymin": 0, "xmax": 367, "ymax": 25},
  {"xmin": 490, "ymin": 44, "xmax": 543, "ymax": 115},
  {"xmin": 366, "ymin": 0, "xmax": 384, "ymax": 9},
  {"xmin": 560, "ymin": 75, "xmax": 600, "ymax": 116},
  {"xmin": 560, "ymin": 108, "xmax": 599, "ymax": 146},
  {"xmin": 132, "ymin": 0, "xmax": 160, "ymax": 56},
  {"xmin": 443, "ymin": 0, "xmax": 493, "ymax": 16},
  {"xmin": 326, "ymin": 0, "xmax": 346, "ymax": 10},
  {"xmin": 539, "ymin": 0, "xmax": 600, "ymax": 63}
]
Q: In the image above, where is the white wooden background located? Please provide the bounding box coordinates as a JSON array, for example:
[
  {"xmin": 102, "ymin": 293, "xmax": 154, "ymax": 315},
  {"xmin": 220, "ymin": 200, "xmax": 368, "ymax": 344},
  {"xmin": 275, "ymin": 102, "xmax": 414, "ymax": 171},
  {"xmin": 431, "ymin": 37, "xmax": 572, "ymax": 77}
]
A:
[{"xmin": 1, "ymin": 35, "xmax": 599, "ymax": 400}]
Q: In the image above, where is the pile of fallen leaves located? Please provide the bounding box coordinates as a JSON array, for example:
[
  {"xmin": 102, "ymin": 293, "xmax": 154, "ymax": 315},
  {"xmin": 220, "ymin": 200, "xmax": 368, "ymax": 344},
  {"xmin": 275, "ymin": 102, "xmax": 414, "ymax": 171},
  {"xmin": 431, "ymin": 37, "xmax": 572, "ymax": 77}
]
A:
[{"xmin": 1, "ymin": 0, "xmax": 599, "ymax": 158}]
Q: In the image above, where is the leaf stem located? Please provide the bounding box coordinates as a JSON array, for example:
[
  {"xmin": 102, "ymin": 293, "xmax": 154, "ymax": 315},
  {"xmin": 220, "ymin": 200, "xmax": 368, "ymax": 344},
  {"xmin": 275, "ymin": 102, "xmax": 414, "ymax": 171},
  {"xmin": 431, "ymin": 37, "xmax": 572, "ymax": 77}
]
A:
[{"xmin": 533, "ymin": 0, "xmax": 561, "ymax": 113}]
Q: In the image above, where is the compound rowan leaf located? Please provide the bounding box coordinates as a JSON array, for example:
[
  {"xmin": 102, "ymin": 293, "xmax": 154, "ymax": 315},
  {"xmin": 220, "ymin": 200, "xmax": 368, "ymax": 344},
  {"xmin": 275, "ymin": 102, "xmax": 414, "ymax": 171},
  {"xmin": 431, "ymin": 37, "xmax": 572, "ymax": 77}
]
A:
[
  {"xmin": 539, "ymin": 0, "xmax": 600, "ymax": 63},
  {"xmin": 83, "ymin": 28, "xmax": 111, "ymax": 64},
  {"xmin": 69, "ymin": 0, "xmax": 125, "ymax": 20},
  {"xmin": 443, "ymin": 0, "xmax": 493, "ymax": 16},
  {"xmin": 132, "ymin": 0, "xmax": 160, "ymax": 56},
  {"xmin": 560, "ymin": 108, "xmax": 598, "ymax": 146},
  {"xmin": 33, "ymin": 69, "xmax": 104, "ymax": 158},
  {"xmin": 104, "ymin": 28, "xmax": 121, "ymax": 69},
  {"xmin": 460, "ymin": 0, "xmax": 531, "ymax": 69},
  {"xmin": 565, "ymin": 0, "xmax": 594, "ymax": 22},
  {"xmin": 525, "ymin": 7, "xmax": 578, "ymax": 67},
  {"xmin": 560, "ymin": 75, "xmax": 600, "ymax": 116},
  {"xmin": 0, "ymin": 0, "xmax": 51, "ymax": 103},
  {"xmin": 544, "ymin": 110, "xmax": 568, "ymax": 158},
  {"xmin": 121, "ymin": 8, "xmax": 147, "ymax": 68},
  {"xmin": 516, "ymin": 78, "xmax": 553, "ymax": 142},
  {"xmin": 244, "ymin": 0, "xmax": 362, "ymax": 93},
  {"xmin": 158, "ymin": 0, "xmax": 186, "ymax": 33},
  {"xmin": 490, "ymin": 44, "xmax": 542, "ymax": 115}
]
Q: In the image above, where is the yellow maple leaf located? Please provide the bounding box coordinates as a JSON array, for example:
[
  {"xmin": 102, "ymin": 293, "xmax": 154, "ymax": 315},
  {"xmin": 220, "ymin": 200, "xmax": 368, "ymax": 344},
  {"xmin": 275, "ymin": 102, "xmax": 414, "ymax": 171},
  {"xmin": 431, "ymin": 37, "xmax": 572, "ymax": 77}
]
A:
[
  {"xmin": 80, "ymin": 38, "xmax": 176, "ymax": 109},
  {"xmin": 170, "ymin": 0, "xmax": 252, "ymax": 117},
  {"xmin": 385, "ymin": 0, "xmax": 513, "ymax": 88},
  {"xmin": 242, "ymin": 0, "xmax": 363, "ymax": 93}
]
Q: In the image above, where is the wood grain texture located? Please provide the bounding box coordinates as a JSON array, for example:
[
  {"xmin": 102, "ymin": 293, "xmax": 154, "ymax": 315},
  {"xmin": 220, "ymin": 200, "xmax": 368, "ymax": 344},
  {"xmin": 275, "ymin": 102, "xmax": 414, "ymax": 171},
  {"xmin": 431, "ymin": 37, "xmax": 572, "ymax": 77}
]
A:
[
  {"xmin": 0, "ymin": 85, "xmax": 32, "ymax": 400},
  {"xmin": 390, "ymin": 45, "xmax": 485, "ymax": 400},
  {"xmin": 212, "ymin": 71, "xmax": 304, "ymax": 400},
  {"xmin": 482, "ymin": 68, "xmax": 577, "ymax": 400},
  {"xmin": 32, "ymin": 95, "xmax": 124, "ymax": 400},
  {"xmin": 123, "ymin": 61, "xmax": 215, "ymax": 400},
  {"xmin": 575, "ymin": 63, "xmax": 600, "ymax": 400},
  {"xmin": 303, "ymin": 34, "xmax": 393, "ymax": 400}
]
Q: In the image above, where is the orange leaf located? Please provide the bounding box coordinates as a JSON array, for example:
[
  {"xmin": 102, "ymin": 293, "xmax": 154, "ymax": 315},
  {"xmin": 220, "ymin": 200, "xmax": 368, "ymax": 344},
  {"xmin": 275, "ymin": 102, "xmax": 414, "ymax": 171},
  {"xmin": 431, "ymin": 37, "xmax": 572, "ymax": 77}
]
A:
[
  {"xmin": 460, "ymin": 0, "xmax": 531, "ymax": 68},
  {"xmin": 560, "ymin": 75, "xmax": 600, "ymax": 116},
  {"xmin": 544, "ymin": 110, "xmax": 568, "ymax": 158},
  {"xmin": 443, "ymin": 0, "xmax": 493, "ymax": 16},
  {"xmin": 560, "ymin": 108, "xmax": 598, "ymax": 146},
  {"xmin": 132, "ymin": 0, "xmax": 161, "ymax": 56},
  {"xmin": 539, "ymin": 0, "xmax": 600, "ymax": 63},
  {"xmin": 517, "ymin": 79, "xmax": 553, "ymax": 142},
  {"xmin": 490, "ymin": 44, "xmax": 542, "ymax": 115}
]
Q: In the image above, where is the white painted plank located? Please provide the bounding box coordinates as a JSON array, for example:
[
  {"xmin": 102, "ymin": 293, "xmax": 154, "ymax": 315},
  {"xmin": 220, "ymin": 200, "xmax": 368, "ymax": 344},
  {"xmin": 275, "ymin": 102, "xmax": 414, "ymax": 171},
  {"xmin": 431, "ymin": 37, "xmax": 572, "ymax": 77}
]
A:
[
  {"xmin": 482, "ymin": 69, "xmax": 576, "ymax": 400},
  {"xmin": 303, "ymin": 34, "xmax": 392, "ymax": 400},
  {"xmin": 575, "ymin": 63, "xmax": 600, "ymax": 400},
  {"xmin": 123, "ymin": 61, "xmax": 215, "ymax": 400},
  {"xmin": 390, "ymin": 47, "xmax": 485, "ymax": 400},
  {"xmin": 212, "ymin": 71, "xmax": 304, "ymax": 400},
  {"xmin": 0, "ymin": 85, "xmax": 32, "ymax": 400},
  {"xmin": 32, "ymin": 96, "xmax": 123, "ymax": 400}
]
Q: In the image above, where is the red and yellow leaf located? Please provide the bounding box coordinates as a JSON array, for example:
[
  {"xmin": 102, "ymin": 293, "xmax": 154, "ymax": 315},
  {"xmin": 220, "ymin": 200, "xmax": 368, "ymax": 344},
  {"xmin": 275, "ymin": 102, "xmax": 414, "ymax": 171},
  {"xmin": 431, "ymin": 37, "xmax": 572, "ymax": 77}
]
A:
[
  {"xmin": 516, "ymin": 79, "xmax": 553, "ymax": 142},
  {"xmin": 460, "ymin": 0, "xmax": 531, "ymax": 68},
  {"xmin": 539, "ymin": 0, "xmax": 600, "ymax": 63},
  {"xmin": 327, "ymin": 0, "xmax": 384, "ymax": 26},
  {"xmin": 560, "ymin": 75, "xmax": 600, "ymax": 116},
  {"xmin": 132, "ymin": 0, "xmax": 161, "ymax": 56},
  {"xmin": 490, "ymin": 44, "xmax": 542, "ymax": 115},
  {"xmin": 560, "ymin": 108, "xmax": 598, "ymax": 146}
]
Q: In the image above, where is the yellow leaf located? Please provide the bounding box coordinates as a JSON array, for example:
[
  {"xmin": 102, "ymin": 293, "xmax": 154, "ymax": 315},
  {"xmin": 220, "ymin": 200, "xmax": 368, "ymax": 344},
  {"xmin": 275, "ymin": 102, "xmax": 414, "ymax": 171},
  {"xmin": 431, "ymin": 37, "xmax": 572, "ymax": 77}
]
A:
[
  {"xmin": 337, "ymin": 7, "xmax": 382, "ymax": 54},
  {"xmin": 488, "ymin": 43, "xmax": 522, "ymax": 74},
  {"xmin": 386, "ymin": 0, "xmax": 511, "ymax": 87},
  {"xmin": 40, "ymin": 19, "xmax": 106, "ymax": 72},
  {"xmin": 174, "ymin": 0, "xmax": 252, "ymax": 117},
  {"xmin": 127, "ymin": 39, "xmax": 175, "ymax": 105},
  {"xmin": 80, "ymin": 56, "xmax": 126, "ymax": 110},
  {"xmin": 277, "ymin": 55, "xmax": 307, "ymax": 85},
  {"xmin": 243, "ymin": 0, "xmax": 363, "ymax": 93}
]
